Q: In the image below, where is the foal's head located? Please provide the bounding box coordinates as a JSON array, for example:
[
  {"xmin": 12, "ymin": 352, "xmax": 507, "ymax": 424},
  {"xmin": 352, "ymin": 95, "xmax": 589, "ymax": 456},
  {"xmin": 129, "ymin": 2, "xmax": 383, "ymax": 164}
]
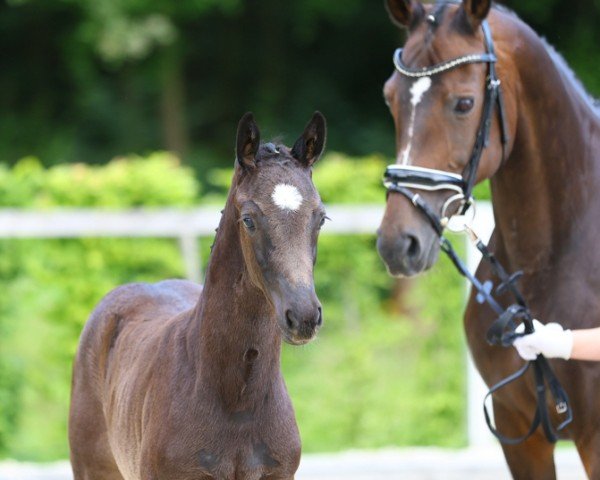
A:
[
  {"xmin": 377, "ymin": 0, "xmax": 517, "ymax": 276},
  {"xmin": 232, "ymin": 112, "xmax": 327, "ymax": 345}
]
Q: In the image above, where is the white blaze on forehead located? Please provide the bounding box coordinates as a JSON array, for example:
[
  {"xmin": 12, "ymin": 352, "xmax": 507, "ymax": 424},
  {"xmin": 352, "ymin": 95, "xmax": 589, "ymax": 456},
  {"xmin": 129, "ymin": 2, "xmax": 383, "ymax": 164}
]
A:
[
  {"xmin": 272, "ymin": 183, "xmax": 303, "ymax": 211},
  {"xmin": 400, "ymin": 76, "xmax": 432, "ymax": 165},
  {"xmin": 409, "ymin": 76, "xmax": 432, "ymax": 106}
]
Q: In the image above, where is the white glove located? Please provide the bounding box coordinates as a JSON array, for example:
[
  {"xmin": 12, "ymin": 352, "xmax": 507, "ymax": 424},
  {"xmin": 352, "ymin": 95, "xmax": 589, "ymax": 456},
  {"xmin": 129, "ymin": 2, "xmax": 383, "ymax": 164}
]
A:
[{"xmin": 512, "ymin": 319, "xmax": 573, "ymax": 361}]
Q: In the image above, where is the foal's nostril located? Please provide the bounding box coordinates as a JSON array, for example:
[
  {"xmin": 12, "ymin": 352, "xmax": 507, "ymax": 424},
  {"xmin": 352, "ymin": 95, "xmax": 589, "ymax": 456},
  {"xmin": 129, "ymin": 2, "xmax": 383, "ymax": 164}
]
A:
[
  {"xmin": 285, "ymin": 310, "xmax": 296, "ymax": 330},
  {"xmin": 316, "ymin": 307, "xmax": 323, "ymax": 327}
]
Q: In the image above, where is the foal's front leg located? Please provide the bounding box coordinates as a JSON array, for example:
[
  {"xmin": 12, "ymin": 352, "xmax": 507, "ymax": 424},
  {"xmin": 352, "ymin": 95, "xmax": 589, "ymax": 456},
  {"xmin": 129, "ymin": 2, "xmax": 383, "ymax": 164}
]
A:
[{"xmin": 493, "ymin": 400, "xmax": 557, "ymax": 480}]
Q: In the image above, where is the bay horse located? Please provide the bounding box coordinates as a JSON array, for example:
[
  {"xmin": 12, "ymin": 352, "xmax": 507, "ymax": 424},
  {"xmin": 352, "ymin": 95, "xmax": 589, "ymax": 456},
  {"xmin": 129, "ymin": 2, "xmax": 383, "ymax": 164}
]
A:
[
  {"xmin": 69, "ymin": 112, "xmax": 328, "ymax": 480},
  {"xmin": 377, "ymin": 0, "xmax": 600, "ymax": 478}
]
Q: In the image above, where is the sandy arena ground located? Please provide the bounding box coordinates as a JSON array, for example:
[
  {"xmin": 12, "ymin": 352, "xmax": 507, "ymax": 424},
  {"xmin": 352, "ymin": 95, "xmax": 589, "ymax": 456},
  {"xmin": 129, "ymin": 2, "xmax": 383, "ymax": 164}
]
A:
[{"xmin": 0, "ymin": 446, "xmax": 586, "ymax": 480}]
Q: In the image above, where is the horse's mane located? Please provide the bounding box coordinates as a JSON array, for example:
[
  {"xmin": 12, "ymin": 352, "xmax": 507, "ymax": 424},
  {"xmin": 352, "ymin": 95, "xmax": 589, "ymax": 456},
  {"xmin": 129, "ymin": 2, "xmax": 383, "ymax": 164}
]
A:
[
  {"xmin": 539, "ymin": 39, "xmax": 600, "ymax": 116},
  {"xmin": 491, "ymin": 3, "xmax": 599, "ymax": 116}
]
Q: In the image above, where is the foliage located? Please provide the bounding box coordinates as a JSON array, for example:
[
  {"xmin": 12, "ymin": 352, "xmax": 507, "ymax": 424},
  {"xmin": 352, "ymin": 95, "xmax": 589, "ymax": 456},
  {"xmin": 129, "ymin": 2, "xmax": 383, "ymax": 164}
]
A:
[
  {"xmin": 0, "ymin": 153, "xmax": 471, "ymax": 460},
  {"xmin": 0, "ymin": 154, "xmax": 199, "ymax": 460},
  {"xmin": 0, "ymin": 152, "xmax": 198, "ymax": 207},
  {"xmin": 313, "ymin": 153, "xmax": 389, "ymax": 204},
  {"xmin": 0, "ymin": 0, "xmax": 598, "ymax": 174}
]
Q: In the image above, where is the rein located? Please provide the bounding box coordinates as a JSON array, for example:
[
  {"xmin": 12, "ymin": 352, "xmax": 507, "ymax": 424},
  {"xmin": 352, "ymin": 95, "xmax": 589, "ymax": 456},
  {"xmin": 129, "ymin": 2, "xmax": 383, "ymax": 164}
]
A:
[{"xmin": 384, "ymin": 19, "xmax": 572, "ymax": 444}]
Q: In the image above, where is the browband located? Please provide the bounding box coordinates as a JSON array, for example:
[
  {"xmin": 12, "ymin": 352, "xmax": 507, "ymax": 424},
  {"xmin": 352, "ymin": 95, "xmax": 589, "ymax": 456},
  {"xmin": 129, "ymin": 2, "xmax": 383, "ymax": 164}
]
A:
[{"xmin": 393, "ymin": 48, "xmax": 497, "ymax": 78}]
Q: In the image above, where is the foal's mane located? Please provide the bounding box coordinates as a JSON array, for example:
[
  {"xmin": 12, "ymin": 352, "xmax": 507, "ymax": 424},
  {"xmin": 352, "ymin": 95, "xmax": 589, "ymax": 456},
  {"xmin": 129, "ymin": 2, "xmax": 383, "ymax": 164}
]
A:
[{"xmin": 254, "ymin": 143, "xmax": 297, "ymax": 167}]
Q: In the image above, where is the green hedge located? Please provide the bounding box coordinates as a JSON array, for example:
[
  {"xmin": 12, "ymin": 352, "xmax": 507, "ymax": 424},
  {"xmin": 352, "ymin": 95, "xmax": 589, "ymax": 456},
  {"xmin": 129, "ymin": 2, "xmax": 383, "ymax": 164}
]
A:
[{"xmin": 0, "ymin": 152, "xmax": 470, "ymax": 460}]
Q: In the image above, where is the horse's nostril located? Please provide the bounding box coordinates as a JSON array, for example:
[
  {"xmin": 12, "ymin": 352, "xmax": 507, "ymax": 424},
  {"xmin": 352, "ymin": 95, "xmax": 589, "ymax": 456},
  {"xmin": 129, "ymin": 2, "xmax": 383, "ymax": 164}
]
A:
[
  {"xmin": 316, "ymin": 307, "xmax": 323, "ymax": 327},
  {"xmin": 406, "ymin": 234, "xmax": 419, "ymax": 258},
  {"xmin": 285, "ymin": 310, "xmax": 296, "ymax": 330}
]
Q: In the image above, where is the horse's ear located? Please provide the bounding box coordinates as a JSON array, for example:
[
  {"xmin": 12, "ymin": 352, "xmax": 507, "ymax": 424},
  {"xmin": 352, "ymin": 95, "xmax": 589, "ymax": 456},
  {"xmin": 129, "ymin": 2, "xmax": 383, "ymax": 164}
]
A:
[
  {"xmin": 385, "ymin": 0, "xmax": 424, "ymax": 29},
  {"xmin": 460, "ymin": 0, "xmax": 491, "ymax": 31},
  {"xmin": 291, "ymin": 112, "xmax": 327, "ymax": 168},
  {"xmin": 236, "ymin": 112, "xmax": 260, "ymax": 170}
]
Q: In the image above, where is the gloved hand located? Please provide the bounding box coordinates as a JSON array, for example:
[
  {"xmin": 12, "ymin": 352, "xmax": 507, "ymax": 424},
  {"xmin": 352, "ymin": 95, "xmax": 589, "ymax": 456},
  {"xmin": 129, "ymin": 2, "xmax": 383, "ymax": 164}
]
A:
[{"xmin": 512, "ymin": 319, "xmax": 573, "ymax": 360}]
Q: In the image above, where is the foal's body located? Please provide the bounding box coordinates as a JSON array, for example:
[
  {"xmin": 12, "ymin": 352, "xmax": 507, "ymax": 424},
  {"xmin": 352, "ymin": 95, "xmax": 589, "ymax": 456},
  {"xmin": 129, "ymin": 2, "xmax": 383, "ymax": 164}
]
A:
[
  {"xmin": 71, "ymin": 269, "xmax": 299, "ymax": 479},
  {"xmin": 70, "ymin": 113, "xmax": 328, "ymax": 480},
  {"xmin": 378, "ymin": 0, "xmax": 600, "ymax": 477}
]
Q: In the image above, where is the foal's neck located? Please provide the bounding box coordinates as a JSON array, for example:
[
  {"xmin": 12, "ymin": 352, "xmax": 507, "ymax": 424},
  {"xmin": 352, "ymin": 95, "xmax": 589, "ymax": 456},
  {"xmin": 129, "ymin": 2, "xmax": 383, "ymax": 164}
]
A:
[
  {"xmin": 491, "ymin": 21, "xmax": 600, "ymax": 272},
  {"xmin": 192, "ymin": 184, "xmax": 282, "ymax": 408}
]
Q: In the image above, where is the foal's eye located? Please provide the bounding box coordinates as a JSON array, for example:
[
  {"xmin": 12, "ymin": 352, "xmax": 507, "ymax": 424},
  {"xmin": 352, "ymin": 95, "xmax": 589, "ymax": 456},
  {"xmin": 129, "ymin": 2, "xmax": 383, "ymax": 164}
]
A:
[
  {"xmin": 454, "ymin": 97, "xmax": 475, "ymax": 114},
  {"xmin": 242, "ymin": 216, "xmax": 255, "ymax": 230},
  {"xmin": 318, "ymin": 215, "xmax": 329, "ymax": 229}
]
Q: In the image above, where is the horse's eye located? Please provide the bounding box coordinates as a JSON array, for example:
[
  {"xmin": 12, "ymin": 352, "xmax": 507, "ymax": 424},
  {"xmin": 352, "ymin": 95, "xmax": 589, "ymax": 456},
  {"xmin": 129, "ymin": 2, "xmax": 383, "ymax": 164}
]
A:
[
  {"xmin": 242, "ymin": 216, "xmax": 255, "ymax": 230},
  {"xmin": 454, "ymin": 97, "xmax": 475, "ymax": 114},
  {"xmin": 318, "ymin": 215, "xmax": 330, "ymax": 229}
]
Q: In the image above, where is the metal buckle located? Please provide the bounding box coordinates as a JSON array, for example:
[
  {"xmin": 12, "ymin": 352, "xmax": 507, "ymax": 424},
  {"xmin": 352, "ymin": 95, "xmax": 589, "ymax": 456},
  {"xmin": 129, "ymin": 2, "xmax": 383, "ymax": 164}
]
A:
[
  {"xmin": 443, "ymin": 197, "xmax": 476, "ymax": 233},
  {"xmin": 488, "ymin": 78, "xmax": 501, "ymax": 90},
  {"xmin": 556, "ymin": 402, "xmax": 568, "ymax": 414}
]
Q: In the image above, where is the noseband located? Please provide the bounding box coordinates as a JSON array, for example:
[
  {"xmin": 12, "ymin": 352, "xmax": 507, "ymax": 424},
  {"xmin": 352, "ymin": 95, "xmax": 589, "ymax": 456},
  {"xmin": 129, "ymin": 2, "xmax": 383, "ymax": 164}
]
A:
[{"xmin": 383, "ymin": 20, "xmax": 572, "ymax": 445}]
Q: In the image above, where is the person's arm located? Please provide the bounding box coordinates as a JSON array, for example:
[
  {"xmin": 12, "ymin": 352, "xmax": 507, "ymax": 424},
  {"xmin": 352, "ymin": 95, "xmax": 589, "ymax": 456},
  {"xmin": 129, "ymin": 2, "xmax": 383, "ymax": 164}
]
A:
[
  {"xmin": 570, "ymin": 327, "xmax": 600, "ymax": 361},
  {"xmin": 513, "ymin": 320, "xmax": 600, "ymax": 361}
]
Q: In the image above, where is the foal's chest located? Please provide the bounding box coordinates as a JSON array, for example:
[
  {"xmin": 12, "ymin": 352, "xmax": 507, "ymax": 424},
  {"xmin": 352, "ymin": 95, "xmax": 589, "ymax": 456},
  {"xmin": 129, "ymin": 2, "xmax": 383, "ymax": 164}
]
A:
[
  {"xmin": 152, "ymin": 435, "xmax": 300, "ymax": 480},
  {"xmin": 144, "ymin": 404, "xmax": 301, "ymax": 480}
]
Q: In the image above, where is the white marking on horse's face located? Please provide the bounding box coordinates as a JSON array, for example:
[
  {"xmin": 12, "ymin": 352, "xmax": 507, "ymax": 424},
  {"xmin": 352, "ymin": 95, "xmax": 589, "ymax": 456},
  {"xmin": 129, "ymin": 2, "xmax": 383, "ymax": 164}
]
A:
[
  {"xmin": 272, "ymin": 183, "xmax": 303, "ymax": 211},
  {"xmin": 409, "ymin": 76, "xmax": 432, "ymax": 107},
  {"xmin": 399, "ymin": 76, "xmax": 432, "ymax": 165}
]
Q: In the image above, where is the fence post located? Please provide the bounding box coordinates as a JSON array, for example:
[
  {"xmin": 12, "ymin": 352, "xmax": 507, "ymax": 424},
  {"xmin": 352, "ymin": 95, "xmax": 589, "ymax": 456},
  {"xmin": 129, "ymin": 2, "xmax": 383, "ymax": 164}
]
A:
[
  {"xmin": 466, "ymin": 201, "xmax": 497, "ymax": 447},
  {"xmin": 178, "ymin": 235, "xmax": 202, "ymax": 283}
]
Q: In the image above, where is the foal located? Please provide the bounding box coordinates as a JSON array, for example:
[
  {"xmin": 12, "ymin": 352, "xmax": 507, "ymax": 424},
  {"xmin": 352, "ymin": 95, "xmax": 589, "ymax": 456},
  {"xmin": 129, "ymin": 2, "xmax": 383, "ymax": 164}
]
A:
[{"xmin": 69, "ymin": 112, "xmax": 328, "ymax": 480}]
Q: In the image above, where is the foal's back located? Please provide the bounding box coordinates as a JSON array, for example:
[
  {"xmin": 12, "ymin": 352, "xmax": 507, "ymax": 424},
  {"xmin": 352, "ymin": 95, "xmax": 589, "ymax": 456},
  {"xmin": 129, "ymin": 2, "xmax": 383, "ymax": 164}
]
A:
[{"xmin": 69, "ymin": 279, "xmax": 201, "ymax": 480}]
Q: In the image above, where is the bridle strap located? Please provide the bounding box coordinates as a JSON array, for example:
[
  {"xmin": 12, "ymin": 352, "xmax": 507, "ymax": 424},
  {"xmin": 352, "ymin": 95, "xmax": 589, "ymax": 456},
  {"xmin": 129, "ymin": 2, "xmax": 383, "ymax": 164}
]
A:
[
  {"xmin": 393, "ymin": 49, "xmax": 497, "ymax": 78},
  {"xmin": 461, "ymin": 20, "xmax": 507, "ymax": 211},
  {"xmin": 384, "ymin": 165, "xmax": 466, "ymax": 195},
  {"xmin": 392, "ymin": 20, "xmax": 510, "ymax": 215}
]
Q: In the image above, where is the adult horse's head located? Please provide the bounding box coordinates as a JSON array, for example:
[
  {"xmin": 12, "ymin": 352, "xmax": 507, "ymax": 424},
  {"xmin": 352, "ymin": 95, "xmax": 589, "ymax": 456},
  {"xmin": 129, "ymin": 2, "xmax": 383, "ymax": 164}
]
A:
[
  {"xmin": 232, "ymin": 112, "xmax": 327, "ymax": 345},
  {"xmin": 377, "ymin": 0, "xmax": 517, "ymax": 276}
]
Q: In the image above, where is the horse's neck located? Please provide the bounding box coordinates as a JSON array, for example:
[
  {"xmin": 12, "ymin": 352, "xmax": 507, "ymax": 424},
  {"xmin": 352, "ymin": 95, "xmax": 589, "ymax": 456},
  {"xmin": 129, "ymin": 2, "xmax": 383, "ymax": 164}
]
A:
[
  {"xmin": 192, "ymin": 191, "xmax": 282, "ymax": 408},
  {"xmin": 491, "ymin": 25, "xmax": 600, "ymax": 272}
]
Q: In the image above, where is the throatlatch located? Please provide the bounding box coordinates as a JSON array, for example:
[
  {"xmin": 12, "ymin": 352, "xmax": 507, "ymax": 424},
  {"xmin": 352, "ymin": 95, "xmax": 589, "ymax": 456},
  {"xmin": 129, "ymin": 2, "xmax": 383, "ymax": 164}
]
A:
[{"xmin": 384, "ymin": 19, "xmax": 572, "ymax": 444}]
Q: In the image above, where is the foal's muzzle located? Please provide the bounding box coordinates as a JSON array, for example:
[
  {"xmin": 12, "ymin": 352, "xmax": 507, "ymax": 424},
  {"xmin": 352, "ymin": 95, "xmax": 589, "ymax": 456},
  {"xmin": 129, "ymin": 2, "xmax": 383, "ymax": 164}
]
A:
[{"xmin": 277, "ymin": 285, "xmax": 322, "ymax": 345}]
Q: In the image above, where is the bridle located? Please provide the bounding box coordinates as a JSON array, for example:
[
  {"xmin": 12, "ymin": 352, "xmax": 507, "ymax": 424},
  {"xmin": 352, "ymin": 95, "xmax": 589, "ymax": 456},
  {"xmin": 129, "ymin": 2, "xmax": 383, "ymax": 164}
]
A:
[
  {"xmin": 383, "ymin": 19, "xmax": 572, "ymax": 444},
  {"xmin": 385, "ymin": 20, "xmax": 508, "ymax": 216}
]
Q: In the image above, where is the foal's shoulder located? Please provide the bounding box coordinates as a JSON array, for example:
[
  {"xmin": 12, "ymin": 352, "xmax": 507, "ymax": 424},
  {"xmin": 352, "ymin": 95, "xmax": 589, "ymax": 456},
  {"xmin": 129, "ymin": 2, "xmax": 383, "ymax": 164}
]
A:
[{"xmin": 78, "ymin": 280, "xmax": 202, "ymax": 358}]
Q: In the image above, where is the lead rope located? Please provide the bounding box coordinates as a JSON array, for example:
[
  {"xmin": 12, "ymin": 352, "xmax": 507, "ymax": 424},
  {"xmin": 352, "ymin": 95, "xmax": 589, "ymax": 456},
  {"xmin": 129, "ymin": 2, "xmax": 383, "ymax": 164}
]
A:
[{"xmin": 388, "ymin": 184, "xmax": 573, "ymax": 444}]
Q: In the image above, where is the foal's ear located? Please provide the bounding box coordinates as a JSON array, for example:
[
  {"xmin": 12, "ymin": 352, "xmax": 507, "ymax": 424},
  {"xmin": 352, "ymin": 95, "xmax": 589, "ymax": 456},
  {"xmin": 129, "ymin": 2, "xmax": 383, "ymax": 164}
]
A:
[
  {"xmin": 385, "ymin": 0, "xmax": 424, "ymax": 29},
  {"xmin": 291, "ymin": 112, "xmax": 327, "ymax": 168},
  {"xmin": 460, "ymin": 0, "xmax": 491, "ymax": 32},
  {"xmin": 236, "ymin": 112, "xmax": 261, "ymax": 170}
]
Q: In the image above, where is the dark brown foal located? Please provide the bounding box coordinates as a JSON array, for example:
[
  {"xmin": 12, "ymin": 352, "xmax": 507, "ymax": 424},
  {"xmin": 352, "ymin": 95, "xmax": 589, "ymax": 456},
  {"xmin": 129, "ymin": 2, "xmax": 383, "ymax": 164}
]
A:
[{"xmin": 69, "ymin": 112, "xmax": 328, "ymax": 480}]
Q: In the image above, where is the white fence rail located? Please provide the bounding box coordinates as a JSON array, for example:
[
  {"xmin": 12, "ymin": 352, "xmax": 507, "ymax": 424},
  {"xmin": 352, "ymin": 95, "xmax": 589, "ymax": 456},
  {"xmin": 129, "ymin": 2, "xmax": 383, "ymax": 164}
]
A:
[
  {"xmin": 0, "ymin": 206, "xmax": 383, "ymax": 283},
  {"xmin": 0, "ymin": 203, "xmax": 494, "ymax": 446}
]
